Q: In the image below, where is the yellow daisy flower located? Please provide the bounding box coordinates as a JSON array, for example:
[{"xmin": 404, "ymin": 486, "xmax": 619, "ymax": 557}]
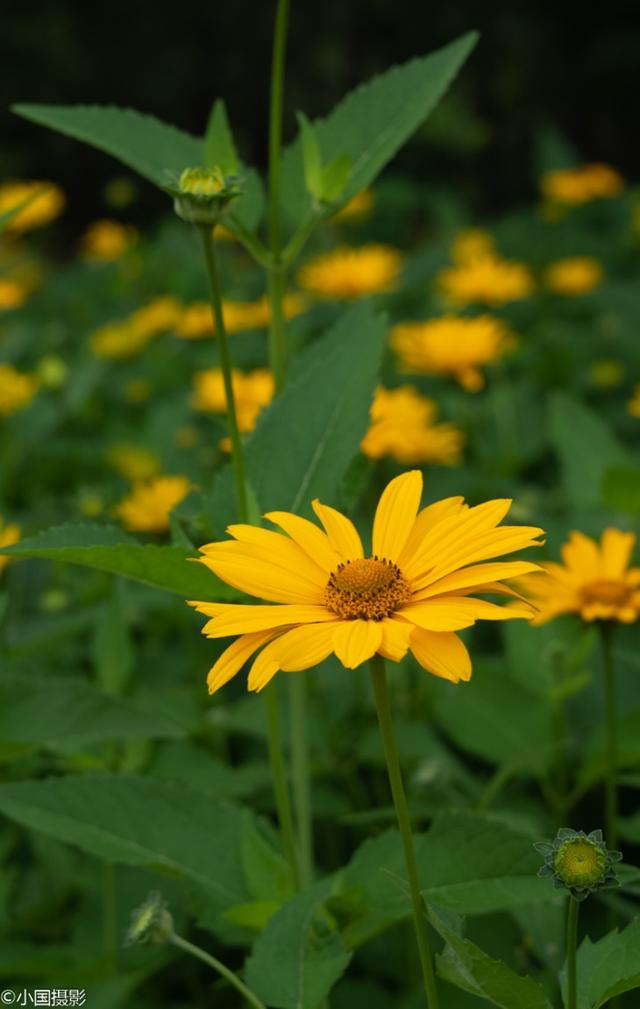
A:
[
  {"xmin": 450, "ymin": 229, "xmax": 495, "ymax": 264},
  {"xmin": 0, "ymin": 278, "xmax": 27, "ymax": 311},
  {"xmin": 0, "ymin": 516, "xmax": 20, "ymax": 576},
  {"xmin": 522, "ymin": 529, "xmax": 640, "ymax": 625},
  {"xmin": 107, "ymin": 444, "xmax": 162, "ymax": 482},
  {"xmin": 544, "ymin": 256, "xmax": 602, "ymax": 296},
  {"xmin": 0, "ymin": 363, "xmax": 39, "ymax": 417},
  {"xmin": 628, "ymin": 385, "xmax": 640, "ymax": 418},
  {"xmin": 361, "ymin": 386, "xmax": 464, "ymax": 466},
  {"xmin": 80, "ymin": 219, "xmax": 137, "ymax": 261},
  {"xmin": 391, "ymin": 315, "xmax": 515, "ymax": 391},
  {"xmin": 90, "ymin": 321, "xmax": 150, "ymax": 360},
  {"xmin": 115, "ymin": 476, "xmax": 191, "ymax": 533},
  {"xmin": 297, "ymin": 245, "xmax": 403, "ymax": 299},
  {"xmin": 190, "ymin": 471, "xmax": 544, "ymax": 693},
  {"xmin": 437, "ymin": 253, "xmax": 534, "ymax": 306},
  {"xmin": 191, "ymin": 368, "xmax": 274, "ymax": 435},
  {"xmin": 0, "ymin": 180, "xmax": 65, "ymax": 233},
  {"xmin": 176, "ymin": 294, "xmax": 305, "ymax": 339},
  {"xmin": 129, "ymin": 297, "xmax": 181, "ymax": 336},
  {"xmin": 540, "ymin": 164, "xmax": 623, "ymax": 206}
]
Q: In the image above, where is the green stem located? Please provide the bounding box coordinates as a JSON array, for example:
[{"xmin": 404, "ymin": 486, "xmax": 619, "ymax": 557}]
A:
[
  {"xmin": 267, "ymin": 0, "xmax": 291, "ymax": 391},
  {"xmin": 566, "ymin": 897, "xmax": 579, "ymax": 1009},
  {"xmin": 265, "ymin": 684, "xmax": 301, "ymax": 889},
  {"xmin": 170, "ymin": 931, "xmax": 267, "ymax": 1009},
  {"xmin": 198, "ymin": 224, "xmax": 249, "ymax": 523},
  {"xmin": 601, "ymin": 623, "xmax": 618, "ymax": 851},
  {"xmin": 369, "ymin": 655, "xmax": 440, "ymax": 1009},
  {"xmin": 101, "ymin": 861, "xmax": 118, "ymax": 973},
  {"xmin": 289, "ymin": 674, "xmax": 313, "ymax": 886}
]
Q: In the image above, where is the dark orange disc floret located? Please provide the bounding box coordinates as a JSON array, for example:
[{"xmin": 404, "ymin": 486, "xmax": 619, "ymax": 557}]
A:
[{"xmin": 324, "ymin": 556, "xmax": 411, "ymax": 621}]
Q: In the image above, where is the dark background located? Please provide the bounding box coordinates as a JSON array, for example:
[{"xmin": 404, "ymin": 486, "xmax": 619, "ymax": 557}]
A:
[{"xmin": 2, "ymin": 0, "xmax": 639, "ymax": 234}]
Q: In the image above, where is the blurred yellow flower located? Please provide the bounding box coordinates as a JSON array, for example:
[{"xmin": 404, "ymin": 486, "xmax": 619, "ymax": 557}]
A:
[
  {"xmin": 438, "ymin": 254, "xmax": 534, "ymax": 306},
  {"xmin": 0, "ymin": 363, "xmax": 39, "ymax": 416},
  {"xmin": 391, "ymin": 315, "xmax": 515, "ymax": 391},
  {"xmin": 79, "ymin": 493, "xmax": 104, "ymax": 518},
  {"xmin": 0, "ymin": 278, "xmax": 27, "ymax": 310},
  {"xmin": 129, "ymin": 297, "xmax": 181, "ymax": 336},
  {"xmin": 628, "ymin": 385, "xmax": 640, "ymax": 418},
  {"xmin": 297, "ymin": 244, "xmax": 403, "ymax": 299},
  {"xmin": 590, "ymin": 360, "xmax": 624, "ymax": 389},
  {"xmin": 115, "ymin": 476, "xmax": 191, "ymax": 533},
  {"xmin": 522, "ymin": 529, "xmax": 640, "ymax": 624},
  {"xmin": 192, "ymin": 368, "xmax": 274, "ymax": 447},
  {"xmin": 176, "ymin": 294, "xmax": 304, "ymax": 339},
  {"xmin": 540, "ymin": 164, "xmax": 623, "ymax": 206},
  {"xmin": 544, "ymin": 256, "xmax": 603, "ymax": 296},
  {"xmin": 361, "ymin": 386, "xmax": 464, "ymax": 465},
  {"xmin": 450, "ymin": 229, "xmax": 495, "ymax": 263},
  {"xmin": 0, "ymin": 180, "xmax": 65, "ymax": 233},
  {"xmin": 190, "ymin": 470, "xmax": 543, "ymax": 694},
  {"xmin": 90, "ymin": 298, "xmax": 180, "ymax": 359},
  {"xmin": 0, "ymin": 516, "xmax": 20, "ymax": 575},
  {"xmin": 80, "ymin": 219, "xmax": 137, "ymax": 261},
  {"xmin": 107, "ymin": 444, "xmax": 162, "ymax": 482},
  {"xmin": 332, "ymin": 189, "xmax": 375, "ymax": 223}
]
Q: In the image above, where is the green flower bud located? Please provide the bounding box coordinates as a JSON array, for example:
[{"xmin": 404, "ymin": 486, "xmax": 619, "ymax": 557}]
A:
[
  {"xmin": 125, "ymin": 891, "xmax": 174, "ymax": 945},
  {"xmin": 171, "ymin": 166, "xmax": 241, "ymax": 225},
  {"xmin": 534, "ymin": 828, "xmax": 622, "ymax": 901}
]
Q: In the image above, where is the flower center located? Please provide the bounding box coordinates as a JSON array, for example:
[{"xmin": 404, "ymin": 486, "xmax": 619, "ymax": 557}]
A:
[
  {"xmin": 554, "ymin": 839, "xmax": 605, "ymax": 887},
  {"xmin": 581, "ymin": 579, "xmax": 631, "ymax": 607},
  {"xmin": 324, "ymin": 556, "xmax": 411, "ymax": 621}
]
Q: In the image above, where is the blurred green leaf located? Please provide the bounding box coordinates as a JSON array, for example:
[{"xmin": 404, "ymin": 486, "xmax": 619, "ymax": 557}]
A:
[
  {"xmin": 93, "ymin": 579, "xmax": 134, "ymax": 695},
  {"xmin": 566, "ymin": 919, "xmax": 640, "ymax": 1008},
  {"xmin": 204, "ymin": 99, "xmax": 239, "ymax": 176},
  {"xmin": 601, "ymin": 465, "xmax": 640, "ymax": 516},
  {"xmin": 547, "ymin": 393, "xmax": 627, "ymax": 508},
  {"xmin": 297, "ymin": 111, "xmax": 324, "ymax": 200}
]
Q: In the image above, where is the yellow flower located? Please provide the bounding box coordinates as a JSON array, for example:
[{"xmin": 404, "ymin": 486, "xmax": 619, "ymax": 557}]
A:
[
  {"xmin": 391, "ymin": 315, "xmax": 515, "ymax": 391},
  {"xmin": 437, "ymin": 254, "xmax": 534, "ymax": 306},
  {"xmin": 361, "ymin": 386, "xmax": 464, "ymax": 466},
  {"xmin": 190, "ymin": 470, "xmax": 543, "ymax": 693},
  {"xmin": 0, "ymin": 180, "xmax": 65, "ymax": 233},
  {"xmin": 191, "ymin": 368, "xmax": 274, "ymax": 440},
  {"xmin": 80, "ymin": 219, "xmax": 137, "ymax": 261},
  {"xmin": 107, "ymin": 444, "xmax": 162, "ymax": 482},
  {"xmin": 544, "ymin": 256, "xmax": 603, "ymax": 296},
  {"xmin": 332, "ymin": 189, "xmax": 375, "ymax": 223},
  {"xmin": 129, "ymin": 297, "xmax": 181, "ymax": 336},
  {"xmin": 297, "ymin": 245, "xmax": 403, "ymax": 299},
  {"xmin": 0, "ymin": 278, "xmax": 27, "ymax": 310},
  {"xmin": 90, "ymin": 321, "xmax": 151, "ymax": 360},
  {"xmin": 540, "ymin": 164, "xmax": 624, "ymax": 206},
  {"xmin": 0, "ymin": 516, "xmax": 20, "ymax": 576},
  {"xmin": 176, "ymin": 295, "xmax": 305, "ymax": 339},
  {"xmin": 0, "ymin": 363, "xmax": 39, "ymax": 417},
  {"xmin": 628, "ymin": 385, "xmax": 640, "ymax": 418},
  {"xmin": 115, "ymin": 476, "xmax": 191, "ymax": 533},
  {"xmin": 450, "ymin": 229, "xmax": 495, "ymax": 264},
  {"xmin": 522, "ymin": 529, "xmax": 640, "ymax": 624}
]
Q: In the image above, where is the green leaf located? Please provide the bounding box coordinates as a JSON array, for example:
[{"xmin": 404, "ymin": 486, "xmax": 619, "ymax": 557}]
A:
[
  {"xmin": 0, "ymin": 672, "xmax": 183, "ymax": 752},
  {"xmin": 245, "ymin": 880, "xmax": 352, "ymax": 1009},
  {"xmin": 430, "ymin": 906, "xmax": 553, "ymax": 1008},
  {"xmin": 281, "ymin": 32, "xmax": 477, "ymax": 224},
  {"xmin": 548, "ymin": 393, "xmax": 627, "ymax": 508},
  {"xmin": 297, "ymin": 111, "xmax": 324, "ymax": 200},
  {"xmin": 0, "ymin": 774, "xmax": 266, "ymax": 916},
  {"xmin": 320, "ymin": 152, "xmax": 352, "ymax": 203},
  {"xmin": 93, "ymin": 579, "xmax": 134, "ymax": 695},
  {"xmin": 204, "ymin": 99, "xmax": 239, "ymax": 175},
  {"xmin": 0, "ymin": 523, "xmax": 235, "ymax": 600},
  {"xmin": 568, "ymin": 919, "xmax": 640, "ymax": 1008},
  {"xmin": 601, "ymin": 465, "xmax": 640, "ymax": 516}
]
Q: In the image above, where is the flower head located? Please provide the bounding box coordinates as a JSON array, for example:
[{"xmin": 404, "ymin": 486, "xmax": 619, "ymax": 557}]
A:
[
  {"xmin": 190, "ymin": 471, "xmax": 543, "ymax": 694},
  {"xmin": 540, "ymin": 164, "xmax": 623, "ymax": 206},
  {"xmin": 115, "ymin": 476, "xmax": 191, "ymax": 533},
  {"xmin": 0, "ymin": 516, "xmax": 20, "ymax": 576},
  {"xmin": 437, "ymin": 254, "xmax": 534, "ymax": 306},
  {"xmin": 0, "ymin": 180, "xmax": 65, "ymax": 233},
  {"xmin": 535, "ymin": 828, "xmax": 622, "ymax": 901},
  {"xmin": 522, "ymin": 529, "xmax": 640, "ymax": 624},
  {"xmin": 391, "ymin": 315, "xmax": 515, "ymax": 391},
  {"xmin": 361, "ymin": 386, "xmax": 464, "ymax": 465},
  {"xmin": 0, "ymin": 278, "xmax": 27, "ymax": 311},
  {"xmin": 126, "ymin": 892, "xmax": 174, "ymax": 945},
  {"xmin": 450, "ymin": 229, "xmax": 496, "ymax": 264},
  {"xmin": 297, "ymin": 245, "xmax": 403, "ymax": 299},
  {"xmin": 176, "ymin": 295, "xmax": 304, "ymax": 340},
  {"xmin": 172, "ymin": 166, "xmax": 241, "ymax": 225},
  {"xmin": 90, "ymin": 298, "xmax": 179, "ymax": 359},
  {"xmin": 191, "ymin": 368, "xmax": 274, "ymax": 441},
  {"xmin": 0, "ymin": 363, "xmax": 39, "ymax": 417},
  {"xmin": 107, "ymin": 444, "xmax": 161, "ymax": 482},
  {"xmin": 80, "ymin": 219, "xmax": 137, "ymax": 261},
  {"xmin": 627, "ymin": 385, "xmax": 640, "ymax": 418},
  {"xmin": 544, "ymin": 256, "xmax": 602, "ymax": 296}
]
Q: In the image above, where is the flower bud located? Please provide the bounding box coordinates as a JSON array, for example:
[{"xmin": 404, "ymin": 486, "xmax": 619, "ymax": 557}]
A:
[
  {"xmin": 172, "ymin": 167, "xmax": 241, "ymax": 225},
  {"xmin": 125, "ymin": 891, "xmax": 174, "ymax": 945},
  {"xmin": 535, "ymin": 828, "xmax": 622, "ymax": 901}
]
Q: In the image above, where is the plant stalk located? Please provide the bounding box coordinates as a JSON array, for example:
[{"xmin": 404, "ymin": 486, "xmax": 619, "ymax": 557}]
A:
[
  {"xmin": 290, "ymin": 673, "xmax": 313, "ymax": 886},
  {"xmin": 601, "ymin": 622, "xmax": 618, "ymax": 850},
  {"xmin": 265, "ymin": 683, "xmax": 301, "ymax": 890},
  {"xmin": 170, "ymin": 931, "xmax": 267, "ymax": 1009},
  {"xmin": 566, "ymin": 897, "xmax": 579, "ymax": 1009}
]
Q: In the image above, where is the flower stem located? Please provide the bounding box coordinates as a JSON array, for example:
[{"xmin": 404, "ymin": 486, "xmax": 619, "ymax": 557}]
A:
[
  {"xmin": 566, "ymin": 897, "xmax": 579, "ymax": 1009},
  {"xmin": 265, "ymin": 683, "xmax": 301, "ymax": 890},
  {"xmin": 600, "ymin": 623, "xmax": 618, "ymax": 851},
  {"xmin": 267, "ymin": 0, "xmax": 291, "ymax": 391},
  {"xmin": 289, "ymin": 674, "xmax": 313, "ymax": 886},
  {"xmin": 198, "ymin": 223, "xmax": 249, "ymax": 522},
  {"xmin": 369, "ymin": 654, "xmax": 440, "ymax": 1009},
  {"xmin": 169, "ymin": 930, "xmax": 267, "ymax": 1009}
]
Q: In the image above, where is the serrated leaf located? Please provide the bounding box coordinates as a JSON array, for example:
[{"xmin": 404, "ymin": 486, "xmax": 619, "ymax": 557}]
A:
[
  {"xmin": 281, "ymin": 32, "xmax": 477, "ymax": 224},
  {"xmin": 548, "ymin": 393, "xmax": 627, "ymax": 508},
  {"xmin": 204, "ymin": 99, "xmax": 238, "ymax": 175},
  {"xmin": 245, "ymin": 880, "xmax": 352, "ymax": 1009},
  {"xmin": 567, "ymin": 920, "xmax": 640, "ymax": 1009},
  {"xmin": 0, "ymin": 523, "xmax": 236, "ymax": 600},
  {"xmin": 320, "ymin": 152, "xmax": 352, "ymax": 203},
  {"xmin": 0, "ymin": 672, "xmax": 183, "ymax": 751},
  {"xmin": 430, "ymin": 905, "xmax": 553, "ymax": 1008}
]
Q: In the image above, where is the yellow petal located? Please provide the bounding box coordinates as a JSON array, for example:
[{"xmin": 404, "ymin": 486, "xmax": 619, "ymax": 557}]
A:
[
  {"xmin": 402, "ymin": 595, "xmax": 533, "ymax": 630},
  {"xmin": 202, "ymin": 603, "xmax": 337, "ymax": 637},
  {"xmin": 333, "ymin": 620, "xmax": 382, "ymax": 668},
  {"xmin": 410, "ymin": 629, "xmax": 472, "ymax": 682},
  {"xmin": 397, "ymin": 497, "xmax": 467, "ymax": 569},
  {"xmin": 312, "ymin": 500, "xmax": 364, "ymax": 560},
  {"xmin": 601, "ymin": 528, "xmax": 636, "ymax": 579},
  {"xmin": 410, "ymin": 525, "xmax": 544, "ymax": 589},
  {"xmin": 265, "ymin": 510, "xmax": 341, "ymax": 572},
  {"xmin": 561, "ymin": 531, "xmax": 601, "ymax": 578},
  {"xmin": 411, "ymin": 561, "xmax": 542, "ymax": 600},
  {"xmin": 207, "ymin": 628, "xmax": 280, "ymax": 694},
  {"xmin": 379, "ymin": 617, "xmax": 413, "ymax": 662},
  {"xmin": 199, "ymin": 545, "xmax": 324, "ymax": 604},
  {"xmin": 224, "ymin": 525, "xmax": 327, "ymax": 584},
  {"xmin": 372, "ymin": 470, "xmax": 422, "ymax": 562},
  {"xmin": 248, "ymin": 623, "xmax": 337, "ymax": 691},
  {"xmin": 403, "ymin": 499, "xmax": 514, "ymax": 580}
]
